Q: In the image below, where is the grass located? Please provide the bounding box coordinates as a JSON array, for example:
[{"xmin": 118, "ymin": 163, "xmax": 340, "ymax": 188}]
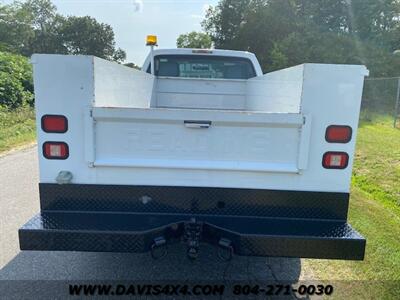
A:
[
  {"xmin": 0, "ymin": 107, "xmax": 36, "ymax": 153},
  {"xmin": 302, "ymin": 116, "xmax": 400, "ymax": 299},
  {"xmin": 353, "ymin": 116, "xmax": 400, "ymax": 211}
]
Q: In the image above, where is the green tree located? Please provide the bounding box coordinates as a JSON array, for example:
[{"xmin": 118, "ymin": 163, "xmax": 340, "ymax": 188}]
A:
[
  {"xmin": 295, "ymin": 0, "xmax": 350, "ymax": 33},
  {"xmin": 57, "ymin": 16, "xmax": 126, "ymax": 62},
  {"xmin": 176, "ymin": 31, "xmax": 212, "ymax": 49},
  {"xmin": 0, "ymin": 51, "xmax": 34, "ymax": 108},
  {"xmin": 17, "ymin": 0, "xmax": 63, "ymax": 55},
  {"xmin": 348, "ymin": 0, "xmax": 400, "ymax": 42},
  {"xmin": 233, "ymin": 0, "xmax": 298, "ymax": 68},
  {"xmin": 202, "ymin": 0, "xmax": 254, "ymax": 49},
  {"xmin": 295, "ymin": 0, "xmax": 400, "ymax": 46},
  {"xmin": 0, "ymin": 0, "xmax": 126, "ymax": 62},
  {"xmin": 202, "ymin": 0, "xmax": 400, "ymax": 75},
  {"xmin": 202, "ymin": 0, "xmax": 299, "ymax": 70},
  {"xmin": 269, "ymin": 29, "xmax": 364, "ymax": 71},
  {"xmin": 0, "ymin": 3, "xmax": 35, "ymax": 54}
]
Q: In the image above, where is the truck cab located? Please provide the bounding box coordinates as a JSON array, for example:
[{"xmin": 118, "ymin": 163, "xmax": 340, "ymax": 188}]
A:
[
  {"xmin": 19, "ymin": 46, "xmax": 368, "ymax": 261},
  {"xmin": 142, "ymin": 48, "xmax": 263, "ymax": 79}
]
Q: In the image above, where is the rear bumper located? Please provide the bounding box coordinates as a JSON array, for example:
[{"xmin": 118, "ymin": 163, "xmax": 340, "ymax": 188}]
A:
[
  {"xmin": 19, "ymin": 211, "xmax": 365, "ymax": 260},
  {"xmin": 19, "ymin": 184, "xmax": 365, "ymax": 260}
]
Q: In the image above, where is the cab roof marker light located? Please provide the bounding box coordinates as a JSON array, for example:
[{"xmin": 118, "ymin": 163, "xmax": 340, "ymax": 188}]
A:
[{"xmin": 192, "ymin": 49, "xmax": 213, "ymax": 54}]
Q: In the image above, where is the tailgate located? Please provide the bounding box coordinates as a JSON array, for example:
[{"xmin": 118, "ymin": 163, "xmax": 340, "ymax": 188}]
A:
[{"xmin": 88, "ymin": 107, "xmax": 310, "ymax": 174}]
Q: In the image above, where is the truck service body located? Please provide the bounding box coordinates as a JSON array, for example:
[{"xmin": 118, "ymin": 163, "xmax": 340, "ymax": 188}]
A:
[{"xmin": 19, "ymin": 48, "xmax": 368, "ymax": 260}]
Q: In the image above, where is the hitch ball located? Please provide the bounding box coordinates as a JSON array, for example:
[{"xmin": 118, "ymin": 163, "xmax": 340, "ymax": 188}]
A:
[{"xmin": 187, "ymin": 247, "xmax": 199, "ymax": 260}]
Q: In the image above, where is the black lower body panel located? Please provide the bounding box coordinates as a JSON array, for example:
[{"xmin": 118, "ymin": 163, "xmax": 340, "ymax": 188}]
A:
[
  {"xmin": 19, "ymin": 184, "xmax": 365, "ymax": 260},
  {"xmin": 19, "ymin": 211, "xmax": 365, "ymax": 260},
  {"xmin": 38, "ymin": 183, "xmax": 350, "ymax": 220}
]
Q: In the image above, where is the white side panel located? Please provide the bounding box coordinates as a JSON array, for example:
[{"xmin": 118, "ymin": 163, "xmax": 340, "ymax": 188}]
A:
[
  {"xmin": 32, "ymin": 54, "xmax": 97, "ymax": 184},
  {"xmin": 246, "ymin": 65, "xmax": 304, "ymax": 113},
  {"xmin": 93, "ymin": 57, "xmax": 155, "ymax": 108},
  {"xmin": 299, "ymin": 64, "xmax": 368, "ymax": 192}
]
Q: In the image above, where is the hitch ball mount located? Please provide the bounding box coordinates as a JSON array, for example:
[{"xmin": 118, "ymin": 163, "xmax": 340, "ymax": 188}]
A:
[{"xmin": 150, "ymin": 218, "xmax": 234, "ymax": 261}]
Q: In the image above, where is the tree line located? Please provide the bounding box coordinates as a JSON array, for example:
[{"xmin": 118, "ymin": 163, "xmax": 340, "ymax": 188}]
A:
[
  {"xmin": 0, "ymin": 0, "xmax": 126, "ymax": 109},
  {"xmin": 3, "ymin": 0, "xmax": 400, "ymax": 110},
  {"xmin": 0, "ymin": 0, "xmax": 125, "ymax": 61},
  {"xmin": 178, "ymin": 0, "xmax": 400, "ymax": 77}
]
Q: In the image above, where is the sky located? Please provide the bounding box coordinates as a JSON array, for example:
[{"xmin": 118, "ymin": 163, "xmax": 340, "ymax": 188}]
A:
[{"xmin": 3, "ymin": 0, "xmax": 218, "ymax": 65}]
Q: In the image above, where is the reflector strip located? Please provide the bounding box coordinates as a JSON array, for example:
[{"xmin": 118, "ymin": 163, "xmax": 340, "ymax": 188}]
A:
[
  {"xmin": 322, "ymin": 152, "xmax": 349, "ymax": 169},
  {"xmin": 43, "ymin": 142, "xmax": 69, "ymax": 160},
  {"xmin": 325, "ymin": 125, "xmax": 352, "ymax": 143},
  {"xmin": 41, "ymin": 115, "xmax": 68, "ymax": 133}
]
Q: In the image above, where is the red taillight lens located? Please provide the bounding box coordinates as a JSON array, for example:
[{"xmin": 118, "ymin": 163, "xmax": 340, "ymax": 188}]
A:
[
  {"xmin": 41, "ymin": 115, "xmax": 68, "ymax": 133},
  {"xmin": 322, "ymin": 152, "xmax": 349, "ymax": 169},
  {"xmin": 325, "ymin": 125, "xmax": 352, "ymax": 143},
  {"xmin": 43, "ymin": 142, "xmax": 69, "ymax": 159}
]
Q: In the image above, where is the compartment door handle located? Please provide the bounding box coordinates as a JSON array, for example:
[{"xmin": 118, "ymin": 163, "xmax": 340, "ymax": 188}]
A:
[{"xmin": 184, "ymin": 120, "xmax": 212, "ymax": 129}]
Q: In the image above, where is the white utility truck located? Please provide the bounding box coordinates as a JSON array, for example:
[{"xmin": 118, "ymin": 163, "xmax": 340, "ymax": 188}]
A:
[{"xmin": 19, "ymin": 41, "xmax": 368, "ymax": 260}]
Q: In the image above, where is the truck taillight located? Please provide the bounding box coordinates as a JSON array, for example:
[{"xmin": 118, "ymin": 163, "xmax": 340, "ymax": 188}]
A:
[
  {"xmin": 41, "ymin": 115, "xmax": 68, "ymax": 133},
  {"xmin": 322, "ymin": 152, "xmax": 349, "ymax": 169},
  {"xmin": 325, "ymin": 125, "xmax": 352, "ymax": 143},
  {"xmin": 43, "ymin": 142, "xmax": 69, "ymax": 160}
]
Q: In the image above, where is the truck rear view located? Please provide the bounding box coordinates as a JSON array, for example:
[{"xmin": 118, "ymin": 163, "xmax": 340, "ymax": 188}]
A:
[{"xmin": 19, "ymin": 48, "xmax": 368, "ymax": 260}]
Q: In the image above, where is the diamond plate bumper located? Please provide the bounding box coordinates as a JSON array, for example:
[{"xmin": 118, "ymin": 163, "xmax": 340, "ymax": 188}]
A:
[{"xmin": 19, "ymin": 211, "xmax": 365, "ymax": 260}]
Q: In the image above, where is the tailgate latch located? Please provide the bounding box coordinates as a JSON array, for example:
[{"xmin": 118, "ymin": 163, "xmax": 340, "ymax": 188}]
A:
[{"xmin": 184, "ymin": 120, "xmax": 212, "ymax": 129}]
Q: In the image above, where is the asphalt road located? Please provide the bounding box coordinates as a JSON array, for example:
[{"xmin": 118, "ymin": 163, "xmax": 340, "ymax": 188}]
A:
[{"xmin": 0, "ymin": 146, "xmax": 312, "ymax": 297}]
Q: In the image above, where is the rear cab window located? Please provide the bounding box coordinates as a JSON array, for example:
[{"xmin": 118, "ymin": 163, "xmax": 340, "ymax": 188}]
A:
[{"xmin": 147, "ymin": 55, "xmax": 256, "ymax": 79}]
